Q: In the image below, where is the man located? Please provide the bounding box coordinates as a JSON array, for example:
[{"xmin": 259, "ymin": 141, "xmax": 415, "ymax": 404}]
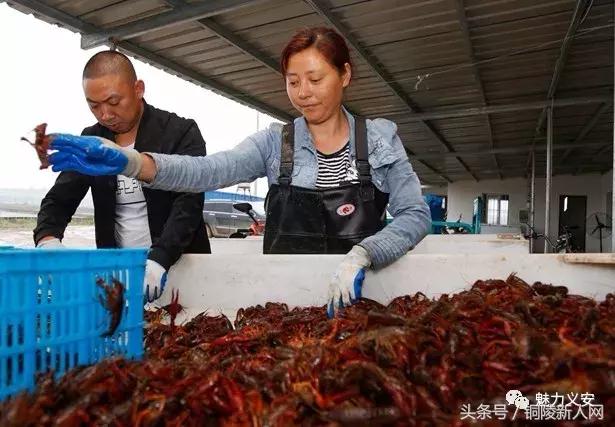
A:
[{"xmin": 34, "ymin": 50, "xmax": 210, "ymax": 302}]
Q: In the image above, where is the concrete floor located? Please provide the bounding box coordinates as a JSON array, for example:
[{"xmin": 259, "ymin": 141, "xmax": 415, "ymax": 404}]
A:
[
  {"xmin": 0, "ymin": 225, "xmax": 263, "ymax": 252},
  {"xmin": 0, "ymin": 225, "xmax": 96, "ymax": 247}
]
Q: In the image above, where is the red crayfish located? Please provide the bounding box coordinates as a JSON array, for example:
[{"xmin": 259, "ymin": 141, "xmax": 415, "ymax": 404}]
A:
[
  {"xmin": 96, "ymin": 277, "xmax": 125, "ymax": 337},
  {"xmin": 21, "ymin": 123, "xmax": 51, "ymax": 169},
  {"xmin": 162, "ymin": 288, "xmax": 183, "ymax": 329},
  {"xmin": 2, "ymin": 275, "xmax": 613, "ymax": 426}
]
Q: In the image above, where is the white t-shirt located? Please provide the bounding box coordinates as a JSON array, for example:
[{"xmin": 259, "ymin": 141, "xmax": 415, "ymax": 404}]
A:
[{"xmin": 114, "ymin": 143, "xmax": 152, "ymax": 248}]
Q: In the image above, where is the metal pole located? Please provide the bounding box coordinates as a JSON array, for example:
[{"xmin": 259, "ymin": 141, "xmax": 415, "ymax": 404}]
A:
[
  {"xmin": 612, "ymin": 19, "xmax": 615, "ymax": 253},
  {"xmin": 530, "ymin": 152, "xmax": 536, "ymax": 253},
  {"xmin": 544, "ymin": 105, "xmax": 553, "ymax": 253},
  {"xmin": 253, "ymin": 112, "xmax": 260, "ymax": 197},
  {"xmin": 387, "ymin": 95, "xmax": 609, "ymax": 122}
]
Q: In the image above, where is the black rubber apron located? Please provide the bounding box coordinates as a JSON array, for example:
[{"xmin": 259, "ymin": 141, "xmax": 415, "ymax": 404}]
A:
[{"xmin": 263, "ymin": 117, "xmax": 389, "ymax": 254}]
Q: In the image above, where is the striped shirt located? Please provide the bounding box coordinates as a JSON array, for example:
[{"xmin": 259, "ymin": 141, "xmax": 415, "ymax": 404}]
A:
[{"xmin": 315, "ymin": 142, "xmax": 359, "ymax": 188}]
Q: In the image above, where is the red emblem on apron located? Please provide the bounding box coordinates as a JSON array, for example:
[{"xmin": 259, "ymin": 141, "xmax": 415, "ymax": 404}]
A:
[{"xmin": 336, "ymin": 203, "xmax": 356, "ymax": 216}]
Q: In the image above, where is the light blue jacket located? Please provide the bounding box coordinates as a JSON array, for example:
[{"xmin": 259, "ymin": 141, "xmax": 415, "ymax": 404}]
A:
[{"xmin": 147, "ymin": 110, "xmax": 431, "ymax": 268}]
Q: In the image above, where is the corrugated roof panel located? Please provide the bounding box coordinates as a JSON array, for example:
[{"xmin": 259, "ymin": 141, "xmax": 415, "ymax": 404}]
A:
[
  {"xmin": 214, "ymin": 0, "xmax": 312, "ymax": 30},
  {"xmin": 4, "ymin": 0, "xmax": 612, "ymax": 184},
  {"xmin": 336, "ymin": 0, "xmax": 455, "ymax": 34},
  {"xmin": 558, "ymin": 67, "xmax": 613, "ymax": 92},
  {"xmin": 425, "ymin": 116, "xmax": 487, "ymax": 131},
  {"xmin": 134, "ymin": 20, "xmax": 197, "ymax": 43},
  {"xmin": 466, "ymin": 0, "xmax": 575, "ymax": 27},
  {"xmin": 143, "ymin": 28, "xmax": 217, "ymax": 52},
  {"xmin": 47, "ymin": 0, "xmax": 126, "ymax": 17},
  {"xmin": 182, "ymin": 46, "xmax": 257, "ymax": 66},
  {"xmin": 484, "ymin": 75, "xmax": 553, "ymax": 99},
  {"xmin": 212, "ymin": 67, "xmax": 276, "ymax": 84},
  {"xmin": 470, "ymin": 9, "xmax": 573, "ymax": 40},
  {"xmin": 79, "ymin": 0, "xmax": 168, "ymax": 28}
]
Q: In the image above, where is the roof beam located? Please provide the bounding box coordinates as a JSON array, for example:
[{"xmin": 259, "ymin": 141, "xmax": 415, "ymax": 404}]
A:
[
  {"xmin": 6, "ymin": 0, "xmax": 95, "ymax": 32},
  {"xmin": 558, "ymin": 102, "xmax": 612, "ymax": 163},
  {"xmin": 196, "ymin": 17, "xmax": 280, "ymax": 74},
  {"xmin": 80, "ymin": 0, "xmax": 264, "ymax": 49},
  {"xmin": 404, "ymin": 148, "xmax": 453, "ymax": 183},
  {"xmin": 117, "ymin": 41, "xmax": 294, "ymax": 122},
  {"xmin": 414, "ymin": 141, "xmax": 608, "ymax": 160},
  {"xmin": 575, "ymin": 142, "xmax": 615, "ymax": 175},
  {"xmin": 557, "ymin": 162, "xmax": 612, "ymax": 171},
  {"xmin": 419, "ymin": 161, "xmax": 453, "ymax": 183},
  {"xmin": 469, "ymin": 167, "xmax": 609, "ymax": 180},
  {"xmin": 304, "ymin": 0, "xmax": 473, "ymax": 182},
  {"xmin": 161, "ymin": 0, "xmax": 280, "ymax": 74},
  {"xmin": 6, "ymin": 0, "xmax": 295, "ymax": 122},
  {"xmin": 571, "ymin": 167, "xmax": 613, "ymax": 177},
  {"xmin": 163, "ymin": 0, "xmax": 185, "ymax": 7},
  {"xmin": 387, "ymin": 95, "xmax": 610, "ymax": 121},
  {"xmin": 594, "ymin": 144, "xmax": 613, "ymax": 157},
  {"xmin": 526, "ymin": 0, "xmax": 591, "ymax": 171},
  {"xmin": 455, "ymin": 0, "xmax": 502, "ymax": 179},
  {"xmin": 480, "ymin": 164, "xmax": 610, "ymax": 174},
  {"xmin": 544, "ymin": 1, "xmax": 592, "ymax": 109}
]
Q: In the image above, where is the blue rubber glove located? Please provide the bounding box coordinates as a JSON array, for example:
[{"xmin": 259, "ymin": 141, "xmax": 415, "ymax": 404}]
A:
[
  {"xmin": 49, "ymin": 134, "xmax": 142, "ymax": 177},
  {"xmin": 143, "ymin": 259, "xmax": 168, "ymax": 303},
  {"xmin": 327, "ymin": 245, "xmax": 371, "ymax": 318}
]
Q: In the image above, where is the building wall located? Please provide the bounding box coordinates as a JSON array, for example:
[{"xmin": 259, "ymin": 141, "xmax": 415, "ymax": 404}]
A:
[
  {"xmin": 533, "ymin": 174, "xmax": 605, "ymax": 253},
  {"xmin": 204, "ymin": 190, "xmax": 264, "ymax": 202},
  {"xmin": 446, "ymin": 171, "xmax": 614, "ymax": 253},
  {"xmin": 446, "ymin": 177, "xmax": 527, "ymax": 229}
]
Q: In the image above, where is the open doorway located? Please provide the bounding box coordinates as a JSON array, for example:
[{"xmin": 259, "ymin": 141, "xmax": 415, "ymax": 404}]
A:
[{"xmin": 558, "ymin": 195, "xmax": 587, "ymax": 252}]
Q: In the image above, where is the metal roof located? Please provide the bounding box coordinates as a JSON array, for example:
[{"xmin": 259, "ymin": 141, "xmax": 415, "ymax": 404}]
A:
[{"xmin": 5, "ymin": 0, "xmax": 613, "ymax": 185}]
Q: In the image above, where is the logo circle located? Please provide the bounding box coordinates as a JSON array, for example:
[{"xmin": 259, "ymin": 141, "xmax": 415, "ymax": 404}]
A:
[{"xmin": 336, "ymin": 203, "xmax": 355, "ymax": 216}]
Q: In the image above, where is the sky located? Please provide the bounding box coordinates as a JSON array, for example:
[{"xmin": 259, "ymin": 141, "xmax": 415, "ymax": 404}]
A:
[{"xmin": 0, "ymin": 3, "xmax": 278, "ymax": 197}]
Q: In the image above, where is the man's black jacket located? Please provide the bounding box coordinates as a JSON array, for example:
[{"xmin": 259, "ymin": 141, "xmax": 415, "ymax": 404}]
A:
[{"xmin": 34, "ymin": 102, "xmax": 211, "ymax": 270}]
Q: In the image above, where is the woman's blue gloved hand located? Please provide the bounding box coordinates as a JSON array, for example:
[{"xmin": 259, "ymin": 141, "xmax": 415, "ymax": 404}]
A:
[{"xmin": 49, "ymin": 134, "xmax": 142, "ymax": 177}]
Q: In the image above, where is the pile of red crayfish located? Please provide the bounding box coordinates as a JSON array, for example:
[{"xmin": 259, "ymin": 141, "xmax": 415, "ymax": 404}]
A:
[{"xmin": 1, "ymin": 275, "xmax": 614, "ymax": 426}]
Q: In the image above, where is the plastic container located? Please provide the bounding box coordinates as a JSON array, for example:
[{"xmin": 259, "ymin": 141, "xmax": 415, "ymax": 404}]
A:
[
  {"xmin": 158, "ymin": 253, "xmax": 615, "ymax": 324},
  {"xmin": 0, "ymin": 248, "xmax": 147, "ymax": 400}
]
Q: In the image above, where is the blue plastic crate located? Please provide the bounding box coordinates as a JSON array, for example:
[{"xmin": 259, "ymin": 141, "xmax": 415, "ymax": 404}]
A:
[{"xmin": 0, "ymin": 248, "xmax": 147, "ymax": 400}]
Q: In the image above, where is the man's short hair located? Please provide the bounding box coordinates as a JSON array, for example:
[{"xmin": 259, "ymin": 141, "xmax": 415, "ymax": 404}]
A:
[{"xmin": 82, "ymin": 50, "xmax": 137, "ymax": 81}]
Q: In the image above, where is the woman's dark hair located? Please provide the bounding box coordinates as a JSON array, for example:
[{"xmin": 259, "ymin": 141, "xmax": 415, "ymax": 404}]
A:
[{"xmin": 280, "ymin": 27, "xmax": 352, "ymax": 78}]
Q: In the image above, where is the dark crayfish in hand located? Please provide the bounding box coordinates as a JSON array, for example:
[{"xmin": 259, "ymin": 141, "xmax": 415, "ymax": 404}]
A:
[{"xmin": 21, "ymin": 123, "xmax": 52, "ymax": 169}]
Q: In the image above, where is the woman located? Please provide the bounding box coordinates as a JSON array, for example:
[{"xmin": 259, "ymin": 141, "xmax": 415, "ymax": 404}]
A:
[{"xmin": 49, "ymin": 27, "xmax": 432, "ymax": 317}]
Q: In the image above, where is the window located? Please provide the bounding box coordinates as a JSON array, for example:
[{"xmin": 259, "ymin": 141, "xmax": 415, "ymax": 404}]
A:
[
  {"xmin": 485, "ymin": 194, "xmax": 509, "ymax": 226},
  {"xmin": 204, "ymin": 201, "xmax": 231, "ymax": 212},
  {"xmin": 218, "ymin": 202, "xmax": 233, "ymax": 213}
]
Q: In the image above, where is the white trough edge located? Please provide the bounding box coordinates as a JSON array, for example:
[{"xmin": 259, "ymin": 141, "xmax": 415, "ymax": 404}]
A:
[{"xmin": 155, "ymin": 253, "xmax": 615, "ymax": 324}]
